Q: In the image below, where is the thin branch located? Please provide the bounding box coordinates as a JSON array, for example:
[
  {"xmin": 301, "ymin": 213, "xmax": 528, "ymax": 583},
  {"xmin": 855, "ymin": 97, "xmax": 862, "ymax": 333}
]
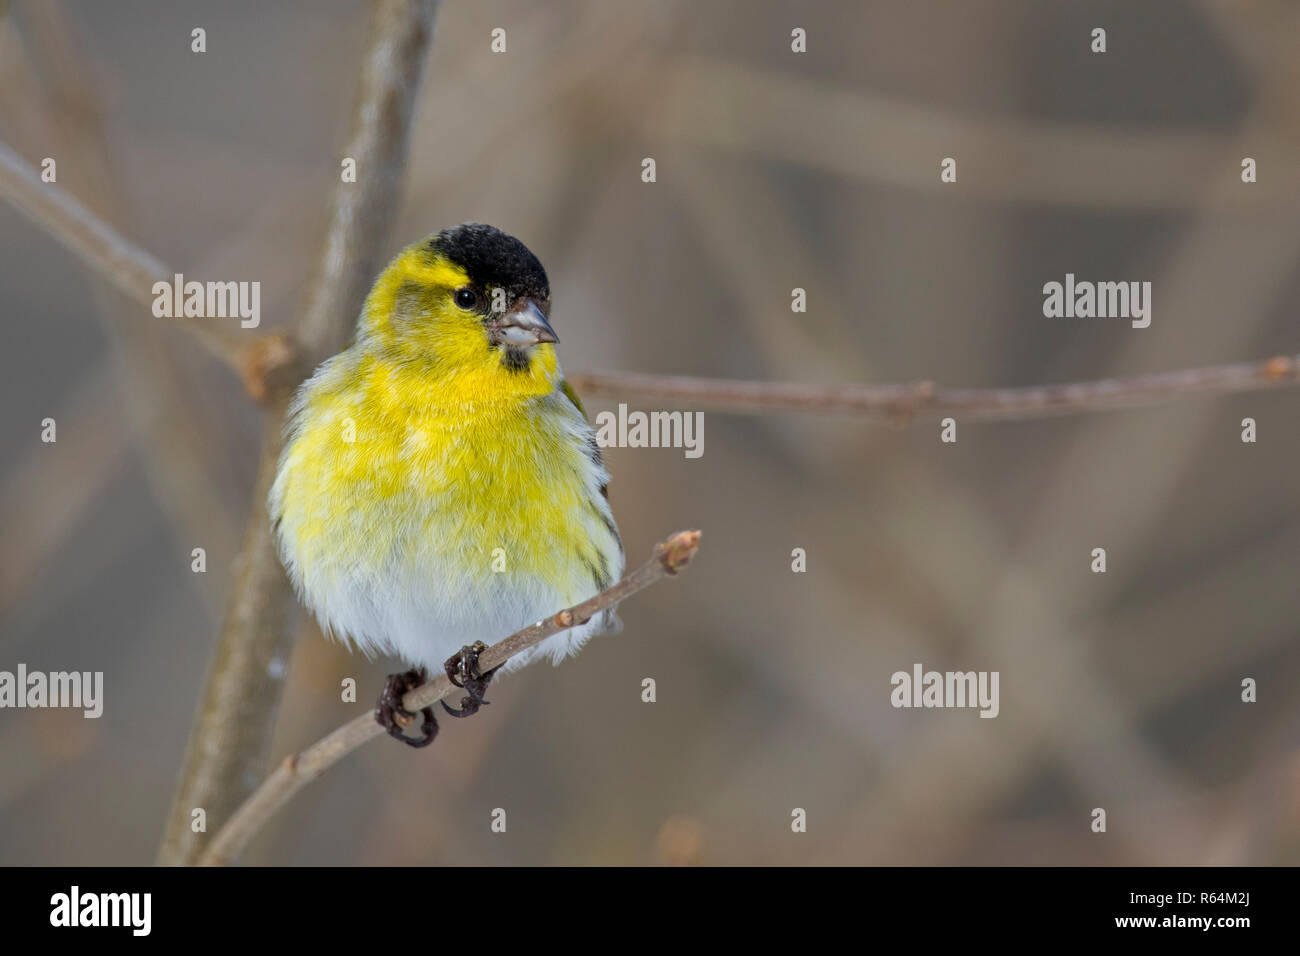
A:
[
  {"xmin": 197, "ymin": 529, "xmax": 701, "ymax": 867},
  {"xmin": 0, "ymin": 131, "xmax": 301, "ymax": 400},
  {"xmin": 156, "ymin": 0, "xmax": 439, "ymax": 867},
  {"xmin": 566, "ymin": 355, "xmax": 1300, "ymax": 423},
  {"xmin": 0, "ymin": 138, "xmax": 249, "ymax": 370},
  {"xmin": 6, "ymin": 126, "xmax": 1297, "ymax": 425}
]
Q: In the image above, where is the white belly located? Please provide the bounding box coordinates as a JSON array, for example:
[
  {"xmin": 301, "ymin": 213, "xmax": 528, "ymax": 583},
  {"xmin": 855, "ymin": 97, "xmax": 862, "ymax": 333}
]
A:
[{"xmin": 313, "ymin": 554, "xmax": 618, "ymax": 675}]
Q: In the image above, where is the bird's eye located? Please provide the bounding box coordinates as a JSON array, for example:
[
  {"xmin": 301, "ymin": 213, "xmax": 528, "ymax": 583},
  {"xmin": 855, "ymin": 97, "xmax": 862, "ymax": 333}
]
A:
[{"xmin": 454, "ymin": 287, "xmax": 478, "ymax": 309}]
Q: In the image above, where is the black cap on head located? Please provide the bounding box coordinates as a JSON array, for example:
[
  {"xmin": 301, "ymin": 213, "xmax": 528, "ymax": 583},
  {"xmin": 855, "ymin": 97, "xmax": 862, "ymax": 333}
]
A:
[{"xmin": 429, "ymin": 223, "xmax": 550, "ymax": 308}]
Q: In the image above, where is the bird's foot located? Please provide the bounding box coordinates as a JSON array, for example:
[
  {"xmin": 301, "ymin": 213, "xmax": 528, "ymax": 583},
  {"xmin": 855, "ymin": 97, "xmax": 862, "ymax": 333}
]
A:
[
  {"xmin": 374, "ymin": 669, "xmax": 438, "ymax": 747},
  {"xmin": 441, "ymin": 641, "xmax": 498, "ymax": 718}
]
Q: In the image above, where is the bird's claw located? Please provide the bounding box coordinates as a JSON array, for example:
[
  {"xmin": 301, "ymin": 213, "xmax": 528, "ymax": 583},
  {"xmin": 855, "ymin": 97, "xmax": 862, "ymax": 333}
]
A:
[
  {"xmin": 374, "ymin": 669, "xmax": 438, "ymax": 747},
  {"xmin": 441, "ymin": 641, "xmax": 497, "ymax": 718}
]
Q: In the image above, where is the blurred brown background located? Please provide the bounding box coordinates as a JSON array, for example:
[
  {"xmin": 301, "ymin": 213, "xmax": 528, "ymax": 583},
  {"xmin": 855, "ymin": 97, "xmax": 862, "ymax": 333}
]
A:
[{"xmin": 2, "ymin": 0, "xmax": 1298, "ymax": 865}]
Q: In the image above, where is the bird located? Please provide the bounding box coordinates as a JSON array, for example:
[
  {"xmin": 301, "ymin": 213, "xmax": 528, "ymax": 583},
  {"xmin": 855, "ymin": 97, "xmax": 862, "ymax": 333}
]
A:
[{"xmin": 269, "ymin": 223, "xmax": 624, "ymax": 746}]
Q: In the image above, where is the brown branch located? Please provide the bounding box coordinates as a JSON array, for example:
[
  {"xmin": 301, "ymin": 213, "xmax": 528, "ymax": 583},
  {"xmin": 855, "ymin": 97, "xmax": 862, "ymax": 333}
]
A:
[
  {"xmin": 6, "ymin": 116, "xmax": 1297, "ymax": 424},
  {"xmin": 566, "ymin": 355, "xmax": 1300, "ymax": 423},
  {"xmin": 0, "ymin": 136, "xmax": 309, "ymax": 403},
  {"xmin": 197, "ymin": 529, "xmax": 701, "ymax": 867},
  {"xmin": 156, "ymin": 0, "xmax": 439, "ymax": 866},
  {"xmin": 0, "ymin": 134, "xmax": 292, "ymax": 400},
  {"xmin": 0, "ymin": 138, "xmax": 249, "ymax": 371}
]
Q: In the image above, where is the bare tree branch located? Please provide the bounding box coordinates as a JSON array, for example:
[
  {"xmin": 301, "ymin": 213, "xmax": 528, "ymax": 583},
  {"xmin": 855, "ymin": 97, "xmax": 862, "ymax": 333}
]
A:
[
  {"xmin": 156, "ymin": 0, "xmax": 440, "ymax": 866},
  {"xmin": 6, "ymin": 119, "xmax": 1296, "ymax": 426},
  {"xmin": 567, "ymin": 355, "xmax": 1300, "ymax": 423},
  {"xmin": 197, "ymin": 529, "xmax": 701, "ymax": 867},
  {"xmin": 0, "ymin": 138, "xmax": 249, "ymax": 370}
]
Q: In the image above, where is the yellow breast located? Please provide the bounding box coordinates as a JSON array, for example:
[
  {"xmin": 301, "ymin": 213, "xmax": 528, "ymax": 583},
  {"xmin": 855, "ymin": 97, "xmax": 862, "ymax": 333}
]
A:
[{"xmin": 271, "ymin": 348, "xmax": 616, "ymax": 609}]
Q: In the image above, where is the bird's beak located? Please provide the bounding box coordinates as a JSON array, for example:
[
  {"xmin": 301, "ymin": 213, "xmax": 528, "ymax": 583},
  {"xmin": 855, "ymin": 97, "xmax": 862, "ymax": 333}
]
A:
[{"xmin": 491, "ymin": 298, "xmax": 558, "ymax": 346}]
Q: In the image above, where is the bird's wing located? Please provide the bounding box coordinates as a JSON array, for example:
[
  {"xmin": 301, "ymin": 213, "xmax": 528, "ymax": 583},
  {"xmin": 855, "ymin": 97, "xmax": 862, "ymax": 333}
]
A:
[{"xmin": 559, "ymin": 378, "xmax": 587, "ymax": 418}]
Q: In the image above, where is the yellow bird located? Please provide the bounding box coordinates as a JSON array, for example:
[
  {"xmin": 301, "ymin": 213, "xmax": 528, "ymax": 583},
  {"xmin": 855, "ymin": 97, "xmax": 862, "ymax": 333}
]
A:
[{"xmin": 269, "ymin": 223, "xmax": 623, "ymax": 746}]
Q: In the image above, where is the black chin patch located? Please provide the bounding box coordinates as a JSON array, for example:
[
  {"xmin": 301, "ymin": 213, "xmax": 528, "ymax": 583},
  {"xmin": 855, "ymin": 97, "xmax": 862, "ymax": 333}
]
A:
[{"xmin": 501, "ymin": 346, "xmax": 530, "ymax": 372}]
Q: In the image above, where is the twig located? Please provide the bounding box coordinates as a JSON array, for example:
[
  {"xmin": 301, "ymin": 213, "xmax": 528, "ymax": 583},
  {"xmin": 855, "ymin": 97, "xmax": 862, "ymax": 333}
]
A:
[
  {"xmin": 156, "ymin": 0, "xmax": 439, "ymax": 867},
  {"xmin": 566, "ymin": 355, "xmax": 1300, "ymax": 423},
  {"xmin": 6, "ymin": 103, "xmax": 1297, "ymax": 424},
  {"xmin": 197, "ymin": 529, "xmax": 701, "ymax": 867},
  {"xmin": 0, "ymin": 138, "xmax": 249, "ymax": 370}
]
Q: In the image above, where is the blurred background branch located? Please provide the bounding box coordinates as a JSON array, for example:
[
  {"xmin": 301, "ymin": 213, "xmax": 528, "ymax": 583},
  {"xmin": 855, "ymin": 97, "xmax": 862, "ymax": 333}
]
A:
[
  {"xmin": 155, "ymin": 0, "xmax": 440, "ymax": 866},
  {"xmin": 650, "ymin": 55, "xmax": 1300, "ymax": 212},
  {"xmin": 0, "ymin": 138, "xmax": 248, "ymax": 371},
  {"xmin": 5, "ymin": 145, "xmax": 1297, "ymax": 424}
]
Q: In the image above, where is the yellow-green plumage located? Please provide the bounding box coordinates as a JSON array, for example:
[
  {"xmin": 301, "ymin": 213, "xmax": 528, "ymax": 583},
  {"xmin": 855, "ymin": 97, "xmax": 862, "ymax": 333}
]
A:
[{"xmin": 269, "ymin": 224, "xmax": 622, "ymax": 674}]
